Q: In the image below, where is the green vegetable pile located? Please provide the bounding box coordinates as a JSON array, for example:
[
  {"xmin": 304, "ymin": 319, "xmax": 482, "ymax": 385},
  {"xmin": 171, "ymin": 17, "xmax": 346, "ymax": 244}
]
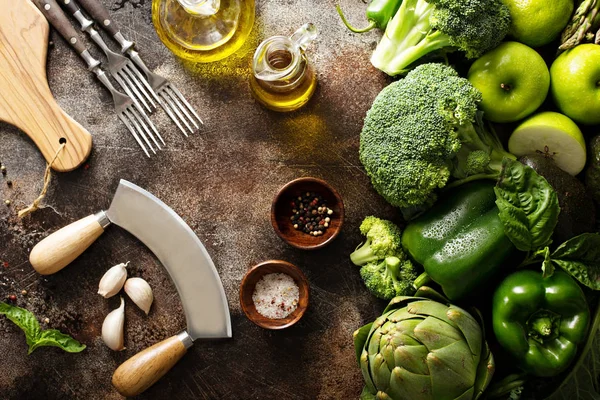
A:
[{"xmin": 345, "ymin": 1, "xmax": 600, "ymax": 398}]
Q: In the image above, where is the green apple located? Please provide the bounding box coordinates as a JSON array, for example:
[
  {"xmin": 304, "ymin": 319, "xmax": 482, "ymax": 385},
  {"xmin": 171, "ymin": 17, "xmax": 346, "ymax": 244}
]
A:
[
  {"xmin": 467, "ymin": 41, "xmax": 550, "ymax": 123},
  {"xmin": 509, "ymin": 111, "xmax": 586, "ymax": 175},
  {"xmin": 550, "ymin": 44, "xmax": 600, "ymax": 125}
]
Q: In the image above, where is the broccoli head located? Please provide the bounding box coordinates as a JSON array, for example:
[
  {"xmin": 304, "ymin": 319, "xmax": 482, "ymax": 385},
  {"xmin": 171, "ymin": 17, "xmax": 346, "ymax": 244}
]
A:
[
  {"xmin": 350, "ymin": 216, "xmax": 403, "ymax": 266},
  {"xmin": 359, "ymin": 63, "xmax": 515, "ymax": 213},
  {"xmin": 360, "ymin": 256, "xmax": 419, "ymax": 300},
  {"xmin": 371, "ymin": 0, "xmax": 511, "ymax": 76}
]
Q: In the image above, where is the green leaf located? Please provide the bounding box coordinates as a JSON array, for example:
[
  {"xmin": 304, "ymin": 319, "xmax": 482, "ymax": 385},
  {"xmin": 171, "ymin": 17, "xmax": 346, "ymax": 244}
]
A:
[
  {"xmin": 0, "ymin": 302, "xmax": 42, "ymax": 348},
  {"xmin": 28, "ymin": 330, "xmax": 86, "ymax": 354},
  {"xmin": 0, "ymin": 302, "xmax": 85, "ymax": 354},
  {"xmin": 551, "ymin": 233, "xmax": 600, "ymax": 290},
  {"xmin": 494, "ymin": 159, "xmax": 560, "ymax": 252},
  {"xmin": 545, "ymin": 298, "xmax": 600, "ymax": 400}
]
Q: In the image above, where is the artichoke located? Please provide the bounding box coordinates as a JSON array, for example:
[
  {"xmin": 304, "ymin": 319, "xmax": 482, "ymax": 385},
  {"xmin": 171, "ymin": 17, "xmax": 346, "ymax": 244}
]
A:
[{"xmin": 354, "ymin": 289, "xmax": 495, "ymax": 400}]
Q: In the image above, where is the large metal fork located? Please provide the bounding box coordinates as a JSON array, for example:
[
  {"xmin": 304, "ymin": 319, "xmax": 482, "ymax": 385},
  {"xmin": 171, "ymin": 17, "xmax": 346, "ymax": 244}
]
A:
[
  {"xmin": 60, "ymin": 0, "xmax": 161, "ymax": 116},
  {"xmin": 74, "ymin": 0, "xmax": 203, "ymax": 136},
  {"xmin": 32, "ymin": 0, "xmax": 161, "ymax": 157}
]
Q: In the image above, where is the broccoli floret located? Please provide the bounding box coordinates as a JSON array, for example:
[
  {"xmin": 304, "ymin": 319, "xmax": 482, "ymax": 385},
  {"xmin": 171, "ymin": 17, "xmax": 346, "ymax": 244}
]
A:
[
  {"xmin": 371, "ymin": 0, "xmax": 511, "ymax": 76},
  {"xmin": 350, "ymin": 216, "xmax": 403, "ymax": 266},
  {"xmin": 360, "ymin": 63, "xmax": 515, "ymax": 212},
  {"xmin": 360, "ymin": 257, "xmax": 418, "ymax": 300}
]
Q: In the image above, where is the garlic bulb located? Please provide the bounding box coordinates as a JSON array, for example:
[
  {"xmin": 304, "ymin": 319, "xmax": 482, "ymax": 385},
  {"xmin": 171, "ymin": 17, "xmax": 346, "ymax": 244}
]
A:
[
  {"xmin": 124, "ymin": 278, "xmax": 153, "ymax": 315},
  {"xmin": 98, "ymin": 262, "xmax": 129, "ymax": 298},
  {"xmin": 102, "ymin": 297, "xmax": 125, "ymax": 351}
]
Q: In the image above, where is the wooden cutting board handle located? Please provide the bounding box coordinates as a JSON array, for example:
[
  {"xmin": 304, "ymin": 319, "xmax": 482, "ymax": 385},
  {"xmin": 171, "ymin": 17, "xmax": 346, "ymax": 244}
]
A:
[{"xmin": 0, "ymin": 0, "xmax": 92, "ymax": 172}]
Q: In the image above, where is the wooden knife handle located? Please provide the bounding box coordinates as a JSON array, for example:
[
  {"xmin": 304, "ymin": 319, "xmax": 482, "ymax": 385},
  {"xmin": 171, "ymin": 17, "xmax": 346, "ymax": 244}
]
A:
[
  {"xmin": 29, "ymin": 213, "xmax": 107, "ymax": 275},
  {"xmin": 112, "ymin": 334, "xmax": 189, "ymax": 397},
  {"xmin": 77, "ymin": 0, "xmax": 120, "ymax": 37},
  {"xmin": 31, "ymin": 0, "xmax": 87, "ymax": 55}
]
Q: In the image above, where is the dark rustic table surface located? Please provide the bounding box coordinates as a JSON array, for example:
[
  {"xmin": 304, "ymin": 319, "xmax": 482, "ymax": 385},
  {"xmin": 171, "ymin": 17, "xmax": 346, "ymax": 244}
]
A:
[{"xmin": 0, "ymin": 0, "xmax": 398, "ymax": 398}]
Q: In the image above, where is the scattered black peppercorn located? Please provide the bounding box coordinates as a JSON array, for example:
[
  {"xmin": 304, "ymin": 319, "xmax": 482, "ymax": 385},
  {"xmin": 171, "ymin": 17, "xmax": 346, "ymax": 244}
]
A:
[{"xmin": 290, "ymin": 192, "xmax": 334, "ymax": 236}]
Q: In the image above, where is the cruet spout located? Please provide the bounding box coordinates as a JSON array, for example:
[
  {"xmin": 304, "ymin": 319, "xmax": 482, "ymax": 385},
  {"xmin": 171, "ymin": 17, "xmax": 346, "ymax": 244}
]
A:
[
  {"xmin": 290, "ymin": 23, "xmax": 318, "ymax": 51},
  {"xmin": 253, "ymin": 23, "xmax": 318, "ymax": 82}
]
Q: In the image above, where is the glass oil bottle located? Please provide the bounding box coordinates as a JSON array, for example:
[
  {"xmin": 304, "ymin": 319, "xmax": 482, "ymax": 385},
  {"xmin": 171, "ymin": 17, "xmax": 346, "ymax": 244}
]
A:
[
  {"xmin": 152, "ymin": 0, "xmax": 255, "ymax": 63},
  {"xmin": 250, "ymin": 23, "xmax": 318, "ymax": 112}
]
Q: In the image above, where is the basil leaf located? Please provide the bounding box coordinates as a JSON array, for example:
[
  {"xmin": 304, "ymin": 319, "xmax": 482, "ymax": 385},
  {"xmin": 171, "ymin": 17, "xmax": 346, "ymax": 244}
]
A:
[
  {"xmin": 0, "ymin": 302, "xmax": 85, "ymax": 354},
  {"xmin": 29, "ymin": 329, "xmax": 86, "ymax": 354},
  {"xmin": 494, "ymin": 159, "xmax": 560, "ymax": 252},
  {"xmin": 551, "ymin": 233, "xmax": 600, "ymax": 291},
  {"xmin": 0, "ymin": 302, "xmax": 42, "ymax": 349}
]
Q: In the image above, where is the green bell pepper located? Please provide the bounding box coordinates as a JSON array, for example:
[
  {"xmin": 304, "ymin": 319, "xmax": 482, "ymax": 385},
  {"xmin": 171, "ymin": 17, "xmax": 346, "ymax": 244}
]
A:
[
  {"xmin": 402, "ymin": 181, "xmax": 516, "ymax": 301},
  {"xmin": 492, "ymin": 269, "xmax": 590, "ymax": 377}
]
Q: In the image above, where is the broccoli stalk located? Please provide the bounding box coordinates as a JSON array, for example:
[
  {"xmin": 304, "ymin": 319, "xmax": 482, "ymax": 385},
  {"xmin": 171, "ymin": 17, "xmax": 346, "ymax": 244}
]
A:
[
  {"xmin": 350, "ymin": 216, "xmax": 403, "ymax": 266},
  {"xmin": 371, "ymin": 0, "xmax": 511, "ymax": 76},
  {"xmin": 448, "ymin": 111, "xmax": 516, "ymax": 186}
]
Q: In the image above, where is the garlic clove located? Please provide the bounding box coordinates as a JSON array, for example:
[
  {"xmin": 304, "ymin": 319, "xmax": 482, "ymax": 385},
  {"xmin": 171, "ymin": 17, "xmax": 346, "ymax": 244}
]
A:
[
  {"xmin": 98, "ymin": 262, "xmax": 129, "ymax": 298},
  {"xmin": 102, "ymin": 297, "xmax": 125, "ymax": 351},
  {"xmin": 124, "ymin": 277, "xmax": 153, "ymax": 315}
]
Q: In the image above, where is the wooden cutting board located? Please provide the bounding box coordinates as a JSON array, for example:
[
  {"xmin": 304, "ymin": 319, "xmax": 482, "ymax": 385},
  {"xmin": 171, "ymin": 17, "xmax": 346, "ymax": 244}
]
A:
[{"xmin": 0, "ymin": 0, "xmax": 92, "ymax": 172}]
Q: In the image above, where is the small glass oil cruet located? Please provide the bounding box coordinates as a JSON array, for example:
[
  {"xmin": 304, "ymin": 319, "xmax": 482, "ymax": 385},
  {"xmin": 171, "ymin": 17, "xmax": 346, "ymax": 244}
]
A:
[
  {"xmin": 152, "ymin": 0, "xmax": 255, "ymax": 63},
  {"xmin": 250, "ymin": 23, "xmax": 318, "ymax": 112}
]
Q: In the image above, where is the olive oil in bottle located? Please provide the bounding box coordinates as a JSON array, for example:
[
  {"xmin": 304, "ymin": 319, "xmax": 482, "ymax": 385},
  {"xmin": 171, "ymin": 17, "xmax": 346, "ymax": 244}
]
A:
[
  {"xmin": 152, "ymin": 0, "xmax": 255, "ymax": 63},
  {"xmin": 250, "ymin": 23, "xmax": 318, "ymax": 112}
]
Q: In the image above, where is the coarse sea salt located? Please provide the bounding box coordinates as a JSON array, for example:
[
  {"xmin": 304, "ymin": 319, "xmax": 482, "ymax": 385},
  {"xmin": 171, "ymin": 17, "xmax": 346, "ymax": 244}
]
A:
[{"xmin": 252, "ymin": 273, "xmax": 300, "ymax": 319}]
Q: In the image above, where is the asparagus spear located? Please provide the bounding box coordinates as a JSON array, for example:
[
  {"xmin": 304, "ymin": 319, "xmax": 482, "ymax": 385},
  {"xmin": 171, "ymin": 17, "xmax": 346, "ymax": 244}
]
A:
[{"xmin": 559, "ymin": 0, "xmax": 600, "ymax": 52}]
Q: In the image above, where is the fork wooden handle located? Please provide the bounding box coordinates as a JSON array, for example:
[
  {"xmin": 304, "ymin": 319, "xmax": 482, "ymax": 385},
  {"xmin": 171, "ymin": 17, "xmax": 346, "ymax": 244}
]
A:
[
  {"xmin": 31, "ymin": 0, "xmax": 87, "ymax": 55},
  {"xmin": 77, "ymin": 0, "xmax": 120, "ymax": 37}
]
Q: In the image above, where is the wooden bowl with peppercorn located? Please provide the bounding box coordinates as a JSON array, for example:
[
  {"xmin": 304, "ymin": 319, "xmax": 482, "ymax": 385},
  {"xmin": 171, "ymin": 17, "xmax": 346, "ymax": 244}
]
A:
[
  {"xmin": 271, "ymin": 177, "xmax": 344, "ymax": 250},
  {"xmin": 240, "ymin": 260, "xmax": 309, "ymax": 330}
]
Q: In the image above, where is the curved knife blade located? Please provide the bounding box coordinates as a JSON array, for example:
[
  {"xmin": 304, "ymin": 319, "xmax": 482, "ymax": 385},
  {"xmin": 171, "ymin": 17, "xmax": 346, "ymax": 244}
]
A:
[{"xmin": 107, "ymin": 179, "xmax": 232, "ymax": 340}]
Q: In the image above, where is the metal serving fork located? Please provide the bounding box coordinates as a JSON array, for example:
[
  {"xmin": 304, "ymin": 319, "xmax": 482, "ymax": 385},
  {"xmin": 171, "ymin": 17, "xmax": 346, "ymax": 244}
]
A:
[
  {"xmin": 60, "ymin": 0, "xmax": 161, "ymax": 115},
  {"xmin": 32, "ymin": 0, "xmax": 160, "ymax": 157},
  {"xmin": 75, "ymin": 0, "xmax": 204, "ymax": 136}
]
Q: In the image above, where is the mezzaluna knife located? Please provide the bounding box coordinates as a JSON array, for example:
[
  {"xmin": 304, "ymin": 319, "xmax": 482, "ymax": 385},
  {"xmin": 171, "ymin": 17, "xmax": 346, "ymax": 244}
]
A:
[{"xmin": 29, "ymin": 180, "xmax": 232, "ymax": 396}]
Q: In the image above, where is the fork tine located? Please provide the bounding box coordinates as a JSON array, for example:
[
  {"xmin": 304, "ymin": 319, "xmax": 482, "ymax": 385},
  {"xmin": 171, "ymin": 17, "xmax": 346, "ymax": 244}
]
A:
[
  {"xmin": 118, "ymin": 113, "xmax": 150, "ymax": 157},
  {"xmin": 122, "ymin": 65, "xmax": 156, "ymax": 108},
  {"xmin": 129, "ymin": 104, "xmax": 161, "ymax": 150},
  {"xmin": 125, "ymin": 108, "xmax": 156, "ymax": 154},
  {"xmin": 126, "ymin": 63, "xmax": 161, "ymax": 103},
  {"xmin": 167, "ymin": 84, "xmax": 203, "ymax": 125},
  {"xmin": 159, "ymin": 96, "xmax": 188, "ymax": 137},
  {"xmin": 115, "ymin": 72, "xmax": 151, "ymax": 113},
  {"xmin": 164, "ymin": 87, "xmax": 199, "ymax": 130},
  {"xmin": 161, "ymin": 91, "xmax": 194, "ymax": 134},
  {"xmin": 136, "ymin": 102, "xmax": 165, "ymax": 146}
]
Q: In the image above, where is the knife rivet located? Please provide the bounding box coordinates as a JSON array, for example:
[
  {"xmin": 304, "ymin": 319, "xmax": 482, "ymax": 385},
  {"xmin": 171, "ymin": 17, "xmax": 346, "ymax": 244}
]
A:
[
  {"xmin": 70, "ymin": 37, "xmax": 77, "ymax": 44},
  {"xmin": 44, "ymin": 4, "xmax": 51, "ymax": 10},
  {"xmin": 103, "ymin": 19, "xmax": 110, "ymax": 26},
  {"xmin": 64, "ymin": 0, "xmax": 70, "ymax": 3}
]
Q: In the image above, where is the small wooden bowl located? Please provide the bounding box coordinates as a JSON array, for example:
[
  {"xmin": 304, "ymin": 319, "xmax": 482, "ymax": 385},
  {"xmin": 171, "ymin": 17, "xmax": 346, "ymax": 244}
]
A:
[
  {"xmin": 240, "ymin": 260, "xmax": 309, "ymax": 330},
  {"xmin": 271, "ymin": 177, "xmax": 344, "ymax": 250}
]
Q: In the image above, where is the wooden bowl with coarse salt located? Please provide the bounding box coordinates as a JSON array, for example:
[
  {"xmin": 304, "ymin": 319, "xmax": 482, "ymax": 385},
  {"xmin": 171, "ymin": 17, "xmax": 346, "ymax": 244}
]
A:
[{"xmin": 240, "ymin": 260, "xmax": 309, "ymax": 330}]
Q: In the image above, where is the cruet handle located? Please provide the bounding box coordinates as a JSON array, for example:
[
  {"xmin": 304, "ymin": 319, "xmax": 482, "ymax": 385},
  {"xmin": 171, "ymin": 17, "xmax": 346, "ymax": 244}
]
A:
[{"xmin": 290, "ymin": 23, "xmax": 318, "ymax": 51}]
